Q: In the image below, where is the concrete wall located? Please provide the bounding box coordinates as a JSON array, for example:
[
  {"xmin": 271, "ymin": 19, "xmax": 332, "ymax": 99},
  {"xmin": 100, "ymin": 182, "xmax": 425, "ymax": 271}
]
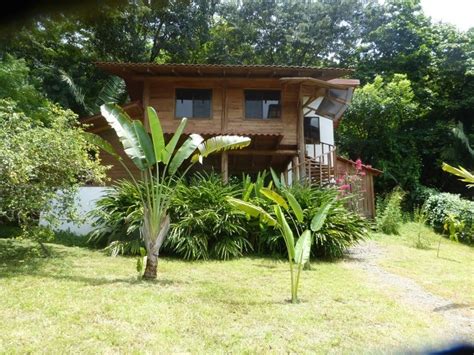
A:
[{"xmin": 40, "ymin": 187, "xmax": 107, "ymax": 236}]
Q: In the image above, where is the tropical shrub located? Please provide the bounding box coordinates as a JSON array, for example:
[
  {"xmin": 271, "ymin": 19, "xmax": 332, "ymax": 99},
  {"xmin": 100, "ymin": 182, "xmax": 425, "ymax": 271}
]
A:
[
  {"xmin": 246, "ymin": 184, "xmax": 368, "ymax": 259},
  {"xmin": 423, "ymin": 192, "xmax": 474, "ymax": 244},
  {"xmin": 89, "ymin": 172, "xmax": 368, "ymax": 261},
  {"xmin": 376, "ymin": 187, "xmax": 405, "ymax": 235},
  {"xmin": 228, "ymin": 188, "xmax": 334, "ymax": 303},
  {"xmin": 89, "ymin": 104, "xmax": 250, "ymax": 279},
  {"xmin": 88, "ymin": 180, "xmax": 143, "ymax": 256},
  {"xmin": 165, "ymin": 173, "xmax": 251, "ymax": 260}
]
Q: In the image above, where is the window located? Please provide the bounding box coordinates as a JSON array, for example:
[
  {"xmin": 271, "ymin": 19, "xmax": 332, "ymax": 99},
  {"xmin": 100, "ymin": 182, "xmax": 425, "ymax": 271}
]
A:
[
  {"xmin": 175, "ymin": 89, "xmax": 212, "ymax": 118},
  {"xmin": 245, "ymin": 90, "xmax": 281, "ymax": 119},
  {"xmin": 304, "ymin": 116, "xmax": 320, "ymax": 143}
]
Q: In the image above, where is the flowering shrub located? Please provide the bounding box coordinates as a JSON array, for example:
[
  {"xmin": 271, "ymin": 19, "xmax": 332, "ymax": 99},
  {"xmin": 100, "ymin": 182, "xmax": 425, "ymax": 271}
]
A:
[{"xmin": 336, "ymin": 158, "xmax": 366, "ymax": 214}]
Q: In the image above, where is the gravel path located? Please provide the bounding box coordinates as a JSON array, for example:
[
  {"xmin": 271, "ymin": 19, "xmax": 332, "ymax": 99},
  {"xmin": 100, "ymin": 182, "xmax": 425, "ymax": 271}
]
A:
[{"xmin": 344, "ymin": 241, "xmax": 473, "ymax": 342}]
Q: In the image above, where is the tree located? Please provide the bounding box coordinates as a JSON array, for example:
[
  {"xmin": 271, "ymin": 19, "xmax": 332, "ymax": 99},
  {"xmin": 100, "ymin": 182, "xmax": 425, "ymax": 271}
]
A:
[
  {"xmin": 337, "ymin": 74, "xmax": 422, "ymax": 191},
  {"xmin": 0, "ymin": 57, "xmax": 106, "ymax": 240},
  {"xmin": 90, "ymin": 104, "xmax": 251, "ymax": 279}
]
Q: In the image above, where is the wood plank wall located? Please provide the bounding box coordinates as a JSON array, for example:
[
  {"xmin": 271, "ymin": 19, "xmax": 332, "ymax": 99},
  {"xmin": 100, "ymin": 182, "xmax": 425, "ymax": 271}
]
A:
[
  {"xmin": 147, "ymin": 77, "xmax": 298, "ymax": 146},
  {"xmin": 97, "ymin": 129, "xmax": 142, "ymax": 183}
]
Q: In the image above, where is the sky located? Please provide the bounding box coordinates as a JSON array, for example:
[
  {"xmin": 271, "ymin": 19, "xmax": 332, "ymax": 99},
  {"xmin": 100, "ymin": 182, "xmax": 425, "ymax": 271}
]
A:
[{"xmin": 420, "ymin": 0, "xmax": 474, "ymax": 31}]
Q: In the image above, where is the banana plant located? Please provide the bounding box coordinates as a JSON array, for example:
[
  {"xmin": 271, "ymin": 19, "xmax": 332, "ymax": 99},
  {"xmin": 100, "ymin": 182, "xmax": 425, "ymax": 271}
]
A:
[
  {"xmin": 85, "ymin": 103, "xmax": 251, "ymax": 279},
  {"xmin": 227, "ymin": 188, "xmax": 334, "ymax": 303}
]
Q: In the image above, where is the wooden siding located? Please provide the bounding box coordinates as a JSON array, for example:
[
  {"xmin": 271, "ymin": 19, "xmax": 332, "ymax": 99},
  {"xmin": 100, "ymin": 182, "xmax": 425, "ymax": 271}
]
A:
[
  {"xmin": 146, "ymin": 77, "xmax": 298, "ymax": 146},
  {"xmin": 96, "ymin": 129, "xmax": 141, "ymax": 184}
]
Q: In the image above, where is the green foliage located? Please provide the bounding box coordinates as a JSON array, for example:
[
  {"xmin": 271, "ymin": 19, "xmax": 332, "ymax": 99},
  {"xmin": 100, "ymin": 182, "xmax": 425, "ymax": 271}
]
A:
[
  {"xmin": 166, "ymin": 173, "xmax": 251, "ymax": 260},
  {"xmin": 228, "ymin": 188, "xmax": 326, "ymax": 303},
  {"xmin": 442, "ymin": 163, "xmax": 474, "ymax": 188},
  {"xmin": 0, "ymin": 57, "xmax": 106, "ymax": 231},
  {"xmin": 87, "ymin": 180, "xmax": 143, "ymax": 256},
  {"xmin": 252, "ymin": 185, "xmax": 369, "ymax": 259},
  {"xmin": 0, "ymin": 55, "xmax": 50, "ymax": 122},
  {"xmin": 1, "ymin": 0, "xmax": 473, "ymax": 198},
  {"xmin": 376, "ymin": 188, "xmax": 405, "ymax": 235},
  {"xmin": 338, "ymin": 75, "xmax": 423, "ymax": 192},
  {"xmin": 412, "ymin": 207, "xmax": 430, "ymax": 249},
  {"xmin": 88, "ymin": 104, "xmax": 250, "ymax": 278},
  {"xmin": 423, "ymin": 192, "xmax": 474, "ymax": 244}
]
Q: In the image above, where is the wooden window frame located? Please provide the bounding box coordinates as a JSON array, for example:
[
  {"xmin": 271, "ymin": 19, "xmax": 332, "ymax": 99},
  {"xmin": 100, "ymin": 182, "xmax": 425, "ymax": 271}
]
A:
[
  {"xmin": 243, "ymin": 89, "xmax": 282, "ymax": 121},
  {"xmin": 174, "ymin": 88, "xmax": 213, "ymax": 120}
]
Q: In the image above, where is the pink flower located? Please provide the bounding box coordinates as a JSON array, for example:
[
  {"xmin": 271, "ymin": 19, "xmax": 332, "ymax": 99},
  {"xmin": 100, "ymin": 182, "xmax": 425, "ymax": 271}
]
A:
[
  {"xmin": 336, "ymin": 177, "xmax": 344, "ymax": 184},
  {"xmin": 360, "ymin": 171, "xmax": 366, "ymax": 176},
  {"xmin": 355, "ymin": 159, "xmax": 362, "ymax": 171},
  {"xmin": 339, "ymin": 184, "xmax": 351, "ymax": 191}
]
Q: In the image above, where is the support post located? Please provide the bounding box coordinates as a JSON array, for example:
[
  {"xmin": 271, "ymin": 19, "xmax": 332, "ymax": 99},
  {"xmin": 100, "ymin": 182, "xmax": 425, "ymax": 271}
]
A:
[
  {"xmin": 297, "ymin": 84, "xmax": 306, "ymax": 180},
  {"xmin": 143, "ymin": 79, "xmax": 150, "ymax": 130},
  {"xmin": 292, "ymin": 156, "xmax": 300, "ymax": 182},
  {"xmin": 221, "ymin": 151, "xmax": 229, "ymax": 183}
]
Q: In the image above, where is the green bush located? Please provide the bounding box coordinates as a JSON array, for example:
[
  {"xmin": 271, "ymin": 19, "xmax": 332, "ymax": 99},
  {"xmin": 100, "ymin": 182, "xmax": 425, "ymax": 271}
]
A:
[
  {"xmin": 165, "ymin": 173, "xmax": 251, "ymax": 260},
  {"xmin": 88, "ymin": 174, "xmax": 368, "ymax": 260},
  {"xmin": 376, "ymin": 188, "xmax": 405, "ymax": 235},
  {"xmin": 87, "ymin": 180, "xmax": 143, "ymax": 256},
  {"xmin": 423, "ymin": 192, "xmax": 474, "ymax": 244},
  {"xmin": 247, "ymin": 184, "xmax": 369, "ymax": 259}
]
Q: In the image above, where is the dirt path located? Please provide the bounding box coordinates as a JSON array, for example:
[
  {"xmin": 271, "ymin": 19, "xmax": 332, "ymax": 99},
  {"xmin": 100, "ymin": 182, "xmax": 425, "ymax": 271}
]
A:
[{"xmin": 344, "ymin": 241, "xmax": 473, "ymax": 342}]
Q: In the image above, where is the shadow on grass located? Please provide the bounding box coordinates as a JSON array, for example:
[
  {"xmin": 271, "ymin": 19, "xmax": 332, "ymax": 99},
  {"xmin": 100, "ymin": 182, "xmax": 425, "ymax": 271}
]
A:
[
  {"xmin": 0, "ymin": 238, "xmax": 73, "ymax": 278},
  {"xmin": 433, "ymin": 303, "xmax": 472, "ymax": 312},
  {"xmin": 33, "ymin": 273, "xmax": 181, "ymax": 287},
  {"xmin": 436, "ymin": 256, "xmax": 462, "ymax": 263}
]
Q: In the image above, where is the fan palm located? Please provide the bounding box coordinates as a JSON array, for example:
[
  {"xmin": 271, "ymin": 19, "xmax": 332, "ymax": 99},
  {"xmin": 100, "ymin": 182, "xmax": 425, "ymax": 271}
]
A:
[{"xmin": 86, "ymin": 103, "xmax": 251, "ymax": 279}]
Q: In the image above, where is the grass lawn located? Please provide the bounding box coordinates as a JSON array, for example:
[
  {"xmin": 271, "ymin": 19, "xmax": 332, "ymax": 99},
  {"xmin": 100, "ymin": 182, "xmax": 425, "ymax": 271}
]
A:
[
  {"xmin": 372, "ymin": 222, "xmax": 474, "ymax": 306},
  {"xmin": 0, "ymin": 232, "xmax": 470, "ymax": 353}
]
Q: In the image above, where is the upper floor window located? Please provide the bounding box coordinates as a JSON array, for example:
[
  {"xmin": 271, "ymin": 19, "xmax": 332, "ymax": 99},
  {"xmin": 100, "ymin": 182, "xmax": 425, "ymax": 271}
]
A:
[
  {"xmin": 175, "ymin": 89, "xmax": 212, "ymax": 119},
  {"xmin": 245, "ymin": 90, "xmax": 281, "ymax": 119}
]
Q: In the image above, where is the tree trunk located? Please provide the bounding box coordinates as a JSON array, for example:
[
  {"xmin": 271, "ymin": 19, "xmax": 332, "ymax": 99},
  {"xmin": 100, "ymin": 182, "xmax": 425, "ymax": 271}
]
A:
[
  {"xmin": 142, "ymin": 214, "xmax": 171, "ymax": 280},
  {"xmin": 143, "ymin": 253, "xmax": 158, "ymax": 280}
]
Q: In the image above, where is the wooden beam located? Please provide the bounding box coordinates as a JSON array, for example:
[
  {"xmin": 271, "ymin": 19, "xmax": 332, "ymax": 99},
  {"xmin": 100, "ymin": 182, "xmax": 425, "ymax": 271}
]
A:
[
  {"xmin": 228, "ymin": 149, "xmax": 297, "ymax": 156},
  {"xmin": 297, "ymin": 84, "xmax": 306, "ymax": 179},
  {"xmin": 292, "ymin": 155, "xmax": 300, "ymax": 182},
  {"xmin": 221, "ymin": 152, "xmax": 229, "ymax": 183},
  {"xmin": 142, "ymin": 79, "xmax": 150, "ymax": 129},
  {"xmin": 221, "ymin": 80, "xmax": 228, "ymax": 132}
]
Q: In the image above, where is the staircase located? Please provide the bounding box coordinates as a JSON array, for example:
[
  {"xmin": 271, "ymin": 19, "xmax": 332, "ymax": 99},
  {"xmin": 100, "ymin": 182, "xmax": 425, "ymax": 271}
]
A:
[
  {"xmin": 285, "ymin": 144, "xmax": 337, "ymax": 186},
  {"xmin": 305, "ymin": 155, "xmax": 335, "ymax": 186},
  {"xmin": 305, "ymin": 148, "xmax": 336, "ymax": 186}
]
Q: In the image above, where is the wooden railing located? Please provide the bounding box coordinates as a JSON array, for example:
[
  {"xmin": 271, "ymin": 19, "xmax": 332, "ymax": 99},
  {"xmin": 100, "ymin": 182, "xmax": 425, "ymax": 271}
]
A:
[{"xmin": 285, "ymin": 144, "xmax": 337, "ymax": 186}]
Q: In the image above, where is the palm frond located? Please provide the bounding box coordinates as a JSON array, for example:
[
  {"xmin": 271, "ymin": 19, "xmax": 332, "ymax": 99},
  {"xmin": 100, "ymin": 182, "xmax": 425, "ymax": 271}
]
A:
[
  {"xmin": 59, "ymin": 69, "xmax": 92, "ymax": 114},
  {"xmin": 100, "ymin": 103, "xmax": 150, "ymax": 170},
  {"xmin": 442, "ymin": 162, "xmax": 474, "ymax": 187},
  {"xmin": 94, "ymin": 76, "xmax": 126, "ymax": 110},
  {"xmin": 192, "ymin": 135, "xmax": 251, "ymax": 163}
]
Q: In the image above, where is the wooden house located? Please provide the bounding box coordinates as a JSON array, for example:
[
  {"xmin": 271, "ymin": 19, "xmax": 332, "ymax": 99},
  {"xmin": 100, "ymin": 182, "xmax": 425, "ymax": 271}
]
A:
[{"xmin": 83, "ymin": 63, "xmax": 381, "ymax": 218}]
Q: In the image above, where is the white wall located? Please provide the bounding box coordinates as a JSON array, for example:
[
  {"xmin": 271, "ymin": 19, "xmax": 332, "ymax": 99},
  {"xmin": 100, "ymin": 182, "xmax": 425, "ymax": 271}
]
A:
[{"xmin": 40, "ymin": 187, "xmax": 107, "ymax": 236}]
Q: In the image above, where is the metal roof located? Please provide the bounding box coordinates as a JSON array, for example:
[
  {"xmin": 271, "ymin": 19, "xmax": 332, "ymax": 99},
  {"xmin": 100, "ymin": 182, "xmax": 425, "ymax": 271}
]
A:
[{"xmin": 95, "ymin": 62, "xmax": 353, "ymax": 79}]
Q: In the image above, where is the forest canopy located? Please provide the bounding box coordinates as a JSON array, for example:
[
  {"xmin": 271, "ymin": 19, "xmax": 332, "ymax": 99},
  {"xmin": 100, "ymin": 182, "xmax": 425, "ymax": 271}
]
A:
[{"xmin": 0, "ymin": 0, "xmax": 472, "ymax": 197}]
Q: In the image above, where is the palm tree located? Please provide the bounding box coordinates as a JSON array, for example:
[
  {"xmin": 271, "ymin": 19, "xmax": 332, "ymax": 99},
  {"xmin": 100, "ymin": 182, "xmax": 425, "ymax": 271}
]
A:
[{"xmin": 86, "ymin": 103, "xmax": 251, "ymax": 279}]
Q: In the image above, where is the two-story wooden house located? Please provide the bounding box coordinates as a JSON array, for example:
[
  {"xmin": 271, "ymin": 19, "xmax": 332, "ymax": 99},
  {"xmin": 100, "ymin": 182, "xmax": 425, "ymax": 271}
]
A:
[{"xmin": 82, "ymin": 62, "xmax": 381, "ymax": 218}]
